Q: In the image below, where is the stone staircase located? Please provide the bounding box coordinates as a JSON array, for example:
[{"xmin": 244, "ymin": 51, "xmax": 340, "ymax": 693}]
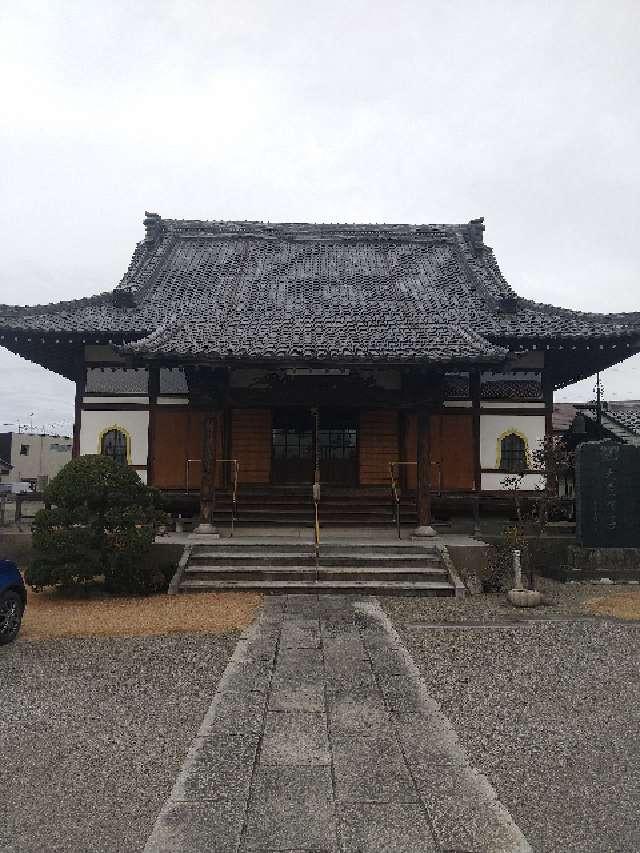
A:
[{"xmin": 172, "ymin": 540, "xmax": 462, "ymax": 596}]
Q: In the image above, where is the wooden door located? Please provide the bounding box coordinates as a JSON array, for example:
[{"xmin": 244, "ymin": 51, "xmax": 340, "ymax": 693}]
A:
[
  {"xmin": 271, "ymin": 409, "xmax": 314, "ymax": 484},
  {"xmin": 405, "ymin": 414, "xmax": 474, "ymax": 491},
  {"xmin": 231, "ymin": 409, "xmax": 271, "ymax": 483},
  {"xmin": 359, "ymin": 410, "xmax": 399, "ymax": 486},
  {"xmin": 318, "ymin": 410, "xmax": 358, "ymax": 485},
  {"xmin": 152, "ymin": 409, "xmax": 222, "ymax": 489}
]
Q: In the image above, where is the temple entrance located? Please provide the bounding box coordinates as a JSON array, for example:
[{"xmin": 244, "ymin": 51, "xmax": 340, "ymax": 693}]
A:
[
  {"xmin": 271, "ymin": 408, "xmax": 359, "ymax": 485},
  {"xmin": 271, "ymin": 408, "xmax": 314, "ymax": 484},
  {"xmin": 319, "ymin": 409, "xmax": 358, "ymax": 485}
]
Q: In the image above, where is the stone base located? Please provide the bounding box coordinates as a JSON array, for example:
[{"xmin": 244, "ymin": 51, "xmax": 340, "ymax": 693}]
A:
[
  {"xmin": 412, "ymin": 525, "xmax": 438, "ymax": 539},
  {"xmin": 567, "ymin": 545, "xmax": 640, "ymax": 581},
  {"xmin": 507, "ymin": 588, "xmax": 543, "ymax": 608}
]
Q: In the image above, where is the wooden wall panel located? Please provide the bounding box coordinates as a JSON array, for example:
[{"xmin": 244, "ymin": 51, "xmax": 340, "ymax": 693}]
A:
[
  {"xmin": 152, "ymin": 409, "xmax": 223, "ymax": 489},
  {"xmin": 359, "ymin": 410, "xmax": 399, "ymax": 486},
  {"xmin": 231, "ymin": 408, "xmax": 272, "ymax": 484},
  {"xmin": 404, "ymin": 414, "xmax": 474, "ymax": 491}
]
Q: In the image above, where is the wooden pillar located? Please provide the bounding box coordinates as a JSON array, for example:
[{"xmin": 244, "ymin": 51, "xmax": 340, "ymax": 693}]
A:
[
  {"xmin": 543, "ymin": 367, "xmax": 554, "ymax": 440},
  {"xmin": 196, "ymin": 409, "xmax": 220, "ymax": 535},
  {"xmin": 72, "ymin": 362, "xmax": 86, "ymax": 459},
  {"xmin": 414, "ymin": 407, "xmax": 436, "ymax": 537},
  {"xmin": 471, "ymin": 369, "xmax": 481, "ymax": 492},
  {"xmin": 146, "ymin": 366, "xmax": 160, "ymax": 485},
  {"xmin": 399, "ymin": 411, "xmax": 408, "ymax": 491}
]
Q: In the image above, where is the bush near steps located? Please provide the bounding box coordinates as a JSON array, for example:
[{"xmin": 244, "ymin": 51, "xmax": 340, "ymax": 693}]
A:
[{"xmin": 26, "ymin": 455, "xmax": 167, "ymax": 595}]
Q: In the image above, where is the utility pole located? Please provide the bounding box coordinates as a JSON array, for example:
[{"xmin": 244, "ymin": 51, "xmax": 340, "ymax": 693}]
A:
[{"xmin": 595, "ymin": 371, "xmax": 604, "ymax": 430}]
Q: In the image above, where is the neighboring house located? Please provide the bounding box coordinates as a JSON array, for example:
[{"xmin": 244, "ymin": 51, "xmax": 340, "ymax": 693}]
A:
[
  {"xmin": 552, "ymin": 403, "xmax": 580, "ymax": 437},
  {"xmin": 0, "ymin": 432, "xmax": 72, "ymax": 488},
  {"xmin": 0, "ymin": 212, "xmax": 639, "ymax": 530},
  {"xmin": 580, "ymin": 401, "xmax": 640, "ymax": 446},
  {"xmin": 551, "ymin": 400, "xmax": 640, "ymax": 497},
  {"xmin": 0, "ymin": 457, "xmax": 11, "ymax": 479}
]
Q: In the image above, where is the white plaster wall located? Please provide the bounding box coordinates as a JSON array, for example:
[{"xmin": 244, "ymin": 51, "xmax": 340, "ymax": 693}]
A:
[
  {"xmin": 83, "ymin": 396, "xmax": 149, "ymax": 405},
  {"xmin": 481, "ymin": 402, "xmax": 545, "ymax": 409},
  {"xmin": 79, "ymin": 410, "xmax": 149, "ymax": 466},
  {"xmin": 480, "ymin": 413, "xmax": 546, "ymax": 490},
  {"xmin": 481, "ymin": 472, "xmax": 544, "ymax": 490}
]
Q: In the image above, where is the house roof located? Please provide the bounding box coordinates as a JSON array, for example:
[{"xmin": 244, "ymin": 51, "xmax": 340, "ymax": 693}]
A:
[
  {"xmin": 580, "ymin": 402, "xmax": 640, "ymax": 445},
  {"xmin": 552, "ymin": 403, "xmax": 581, "ymax": 432},
  {"xmin": 1, "ymin": 214, "xmax": 639, "ymax": 384}
]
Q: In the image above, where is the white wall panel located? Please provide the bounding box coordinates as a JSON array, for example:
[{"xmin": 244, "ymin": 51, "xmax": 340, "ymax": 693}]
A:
[
  {"xmin": 79, "ymin": 409, "xmax": 149, "ymax": 466},
  {"xmin": 481, "ymin": 472, "xmax": 544, "ymax": 490},
  {"xmin": 480, "ymin": 413, "xmax": 546, "ymax": 490}
]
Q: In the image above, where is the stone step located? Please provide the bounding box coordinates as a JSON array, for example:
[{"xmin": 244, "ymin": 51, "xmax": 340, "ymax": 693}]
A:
[
  {"xmin": 183, "ymin": 564, "xmax": 449, "ymax": 582},
  {"xmin": 178, "ymin": 578, "xmax": 455, "ymax": 595},
  {"xmin": 192, "ymin": 545, "xmax": 315, "ymax": 556},
  {"xmin": 189, "ymin": 551, "xmax": 441, "ymax": 568},
  {"xmin": 319, "ymin": 543, "xmax": 440, "ymax": 554},
  {"xmin": 189, "ymin": 552, "xmax": 317, "ymax": 567}
]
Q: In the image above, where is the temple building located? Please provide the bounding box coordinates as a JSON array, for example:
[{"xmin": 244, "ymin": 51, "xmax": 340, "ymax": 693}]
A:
[{"xmin": 1, "ymin": 213, "xmax": 639, "ymax": 534}]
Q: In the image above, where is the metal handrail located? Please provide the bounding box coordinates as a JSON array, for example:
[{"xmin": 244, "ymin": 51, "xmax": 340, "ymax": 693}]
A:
[
  {"xmin": 218, "ymin": 459, "xmax": 240, "ymax": 537},
  {"xmin": 388, "ymin": 461, "xmax": 416, "ymax": 538},
  {"xmin": 388, "ymin": 460, "xmax": 443, "ymax": 538},
  {"xmin": 312, "ymin": 482, "xmax": 320, "ymax": 575},
  {"xmin": 185, "ymin": 457, "xmax": 240, "ymax": 536}
]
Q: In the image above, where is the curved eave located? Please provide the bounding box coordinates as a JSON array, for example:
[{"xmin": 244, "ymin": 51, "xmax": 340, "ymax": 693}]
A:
[
  {"xmin": 121, "ymin": 343, "xmax": 509, "ymax": 370},
  {"xmin": 496, "ymin": 333, "xmax": 640, "ymax": 389},
  {"xmin": 0, "ymin": 329, "xmax": 148, "ymax": 380}
]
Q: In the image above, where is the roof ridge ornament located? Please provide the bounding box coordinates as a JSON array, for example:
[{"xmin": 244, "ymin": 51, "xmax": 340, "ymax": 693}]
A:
[
  {"xmin": 467, "ymin": 217, "xmax": 485, "ymax": 249},
  {"xmin": 144, "ymin": 211, "xmax": 164, "ymax": 246}
]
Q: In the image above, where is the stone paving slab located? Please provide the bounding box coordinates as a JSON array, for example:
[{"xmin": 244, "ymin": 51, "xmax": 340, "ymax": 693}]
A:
[
  {"xmin": 145, "ymin": 800, "xmax": 247, "ymax": 853},
  {"xmin": 174, "ymin": 733, "xmax": 259, "ymax": 802},
  {"xmin": 261, "ymin": 711, "xmax": 331, "ymax": 766},
  {"xmin": 267, "ymin": 679, "xmax": 325, "ymax": 712},
  {"xmin": 145, "ymin": 594, "xmax": 532, "ymax": 853},
  {"xmin": 331, "ymin": 729, "xmax": 419, "ymax": 804},
  {"xmin": 336, "ymin": 803, "xmax": 438, "ymax": 852},
  {"xmin": 241, "ymin": 766, "xmax": 337, "ymax": 851}
]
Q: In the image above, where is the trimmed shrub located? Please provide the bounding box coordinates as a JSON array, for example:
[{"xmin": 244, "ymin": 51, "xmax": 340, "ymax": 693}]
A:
[
  {"xmin": 475, "ymin": 525, "xmax": 531, "ymax": 593},
  {"xmin": 27, "ymin": 455, "xmax": 165, "ymax": 594}
]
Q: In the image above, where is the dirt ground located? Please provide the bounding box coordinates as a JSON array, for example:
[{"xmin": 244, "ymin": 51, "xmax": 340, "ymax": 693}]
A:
[
  {"xmin": 585, "ymin": 588, "xmax": 640, "ymax": 620},
  {"xmin": 21, "ymin": 588, "xmax": 262, "ymax": 640}
]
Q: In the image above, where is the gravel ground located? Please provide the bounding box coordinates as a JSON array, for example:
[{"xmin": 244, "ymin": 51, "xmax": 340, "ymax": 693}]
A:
[
  {"xmin": 0, "ymin": 633, "xmax": 238, "ymax": 853},
  {"xmin": 384, "ymin": 577, "xmax": 629, "ymax": 624},
  {"xmin": 394, "ymin": 615, "xmax": 640, "ymax": 853}
]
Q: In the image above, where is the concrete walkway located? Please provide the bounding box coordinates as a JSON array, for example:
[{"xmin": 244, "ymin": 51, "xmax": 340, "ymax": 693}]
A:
[{"xmin": 144, "ymin": 595, "xmax": 531, "ymax": 853}]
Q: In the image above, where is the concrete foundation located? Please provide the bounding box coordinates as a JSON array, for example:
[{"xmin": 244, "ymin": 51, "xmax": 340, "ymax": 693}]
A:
[{"xmin": 567, "ymin": 545, "xmax": 640, "ymax": 582}]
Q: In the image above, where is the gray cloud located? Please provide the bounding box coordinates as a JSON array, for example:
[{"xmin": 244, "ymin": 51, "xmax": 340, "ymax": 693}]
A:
[{"xmin": 1, "ymin": 0, "xmax": 639, "ymax": 427}]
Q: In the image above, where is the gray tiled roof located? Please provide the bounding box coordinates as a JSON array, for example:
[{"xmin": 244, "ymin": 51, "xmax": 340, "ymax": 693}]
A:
[
  {"xmin": 603, "ymin": 405, "xmax": 640, "ymax": 437},
  {"xmin": 481, "ymin": 379, "xmax": 543, "ymax": 399},
  {"xmin": 1, "ymin": 215, "xmax": 639, "ymax": 369},
  {"xmin": 582, "ymin": 403, "xmax": 640, "ymax": 443}
]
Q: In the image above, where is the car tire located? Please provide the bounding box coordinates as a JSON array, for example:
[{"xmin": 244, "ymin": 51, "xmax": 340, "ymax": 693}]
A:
[{"xmin": 0, "ymin": 590, "xmax": 24, "ymax": 645}]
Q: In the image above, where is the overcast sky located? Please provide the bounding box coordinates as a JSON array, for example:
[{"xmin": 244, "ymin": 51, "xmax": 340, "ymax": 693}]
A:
[{"xmin": 1, "ymin": 1, "xmax": 639, "ymax": 434}]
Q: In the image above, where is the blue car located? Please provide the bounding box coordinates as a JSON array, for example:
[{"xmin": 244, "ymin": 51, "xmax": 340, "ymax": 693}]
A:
[{"xmin": 0, "ymin": 560, "xmax": 26, "ymax": 645}]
